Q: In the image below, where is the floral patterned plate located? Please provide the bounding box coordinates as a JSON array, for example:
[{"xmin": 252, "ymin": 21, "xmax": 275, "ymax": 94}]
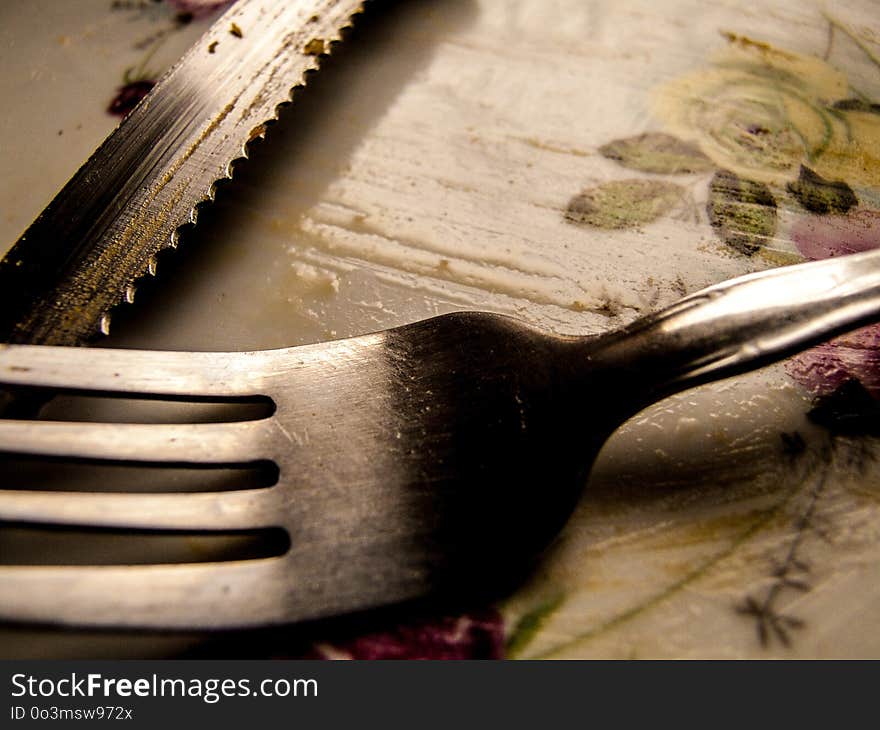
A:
[{"xmin": 1, "ymin": 0, "xmax": 879, "ymax": 659}]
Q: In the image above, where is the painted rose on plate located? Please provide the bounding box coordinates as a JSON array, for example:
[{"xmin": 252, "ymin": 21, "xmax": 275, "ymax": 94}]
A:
[{"xmin": 654, "ymin": 34, "xmax": 880, "ymax": 188}]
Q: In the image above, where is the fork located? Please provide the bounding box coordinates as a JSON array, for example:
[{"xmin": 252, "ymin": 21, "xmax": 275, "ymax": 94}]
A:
[{"xmin": 1, "ymin": 249, "xmax": 880, "ymax": 630}]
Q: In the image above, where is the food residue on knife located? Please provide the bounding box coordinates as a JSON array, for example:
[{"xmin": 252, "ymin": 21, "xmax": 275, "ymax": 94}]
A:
[{"xmin": 303, "ymin": 38, "xmax": 325, "ymax": 56}]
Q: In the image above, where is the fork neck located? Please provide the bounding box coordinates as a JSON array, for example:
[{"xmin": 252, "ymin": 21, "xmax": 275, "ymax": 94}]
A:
[{"xmin": 566, "ymin": 249, "xmax": 880, "ymax": 417}]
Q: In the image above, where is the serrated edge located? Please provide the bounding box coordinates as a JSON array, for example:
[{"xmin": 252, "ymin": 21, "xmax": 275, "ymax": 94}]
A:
[{"xmin": 94, "ymin": 2, "xmax": 371, "ymax": 340}]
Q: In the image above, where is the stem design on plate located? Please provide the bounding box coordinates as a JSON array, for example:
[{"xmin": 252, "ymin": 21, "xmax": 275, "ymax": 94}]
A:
[{"xmin": 737, "ymin": 382, "xmax": 880, "ymax": 648}]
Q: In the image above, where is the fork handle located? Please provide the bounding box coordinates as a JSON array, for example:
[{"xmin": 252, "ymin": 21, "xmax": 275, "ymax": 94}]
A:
[{"xmin": 581, "ymin": 248, "xmax": 880, "ymax": 403}]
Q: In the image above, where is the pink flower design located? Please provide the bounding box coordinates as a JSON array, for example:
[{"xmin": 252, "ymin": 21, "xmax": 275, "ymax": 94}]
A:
[
  {"xmin": 790, "ymin": 208, "xmax": 880, "ymax": 260},
  {"xmin": 787, "ymin": 209, "xmax": 880, "ymax": 397},
  {"xmin": 304, "ymin": 610, "xmax": 505, "ymax": 660},
  {"xmin": 167, "ymin": 0, "xmax": 236, "ymax": 19},
  {"xmin": 107, "ymin": 79, "xmax": 156, "ymax": 117}
]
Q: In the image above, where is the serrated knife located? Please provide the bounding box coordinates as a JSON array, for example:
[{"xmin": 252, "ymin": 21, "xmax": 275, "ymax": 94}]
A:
[{"xmin": 0, "ymin": 0, "xmax": 368, "ymax": 347}]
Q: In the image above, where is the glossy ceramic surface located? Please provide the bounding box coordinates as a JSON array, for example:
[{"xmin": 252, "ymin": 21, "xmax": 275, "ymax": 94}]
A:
[{"xmin": 1, "ymin": 0, "xmax": 879, "ymax": 658}]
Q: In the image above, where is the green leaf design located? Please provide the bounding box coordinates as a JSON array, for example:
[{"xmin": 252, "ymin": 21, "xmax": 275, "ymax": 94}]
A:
[
  {"xmin": 599, "ymin": 132, "xmax": 715, "ymax": 174},
  {"xmin": 565, "ymin": 179, "xmax": 685, "ymax": 229},
  {"xmin": 505, "ymin": 594, "xmax": 565, "ymax": 657},
  {"xmin": 831, "ymin": 98, "xmax": 880, "ymax": 115},
  {"xmin": 787, "ymin": 164, "xmax": 858, "ymax": 215},
  {"xmin": 707, "ymin": 170, "xmax": 777, "ymax": 255}
]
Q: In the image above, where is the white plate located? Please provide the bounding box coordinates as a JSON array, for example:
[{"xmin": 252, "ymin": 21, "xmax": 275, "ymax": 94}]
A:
[{"xmin": 2, "ymin": 0, "xmax": 880, "ymax": 658}]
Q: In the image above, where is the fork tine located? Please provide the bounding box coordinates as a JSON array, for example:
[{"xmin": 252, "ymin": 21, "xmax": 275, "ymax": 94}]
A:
[
  {"xmin": 0, "ymin": 419, "xmax": 278, "ymax": 463},
  {"xmin": 0, "ymin": 344, "xmax": 269, "ymax": 397},
  {"xmin": 0, "ymin": 488, "xmax": 279, "ymax": 530},
  {"xmin": 0, "ymin": 559, "xmax": 291, "ymax": 628}
]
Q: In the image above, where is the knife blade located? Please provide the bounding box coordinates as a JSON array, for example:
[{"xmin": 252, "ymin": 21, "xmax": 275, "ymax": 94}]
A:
[{"xmin": 0, "ymin": 0, "xmax": 368, "ymax": 347}]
